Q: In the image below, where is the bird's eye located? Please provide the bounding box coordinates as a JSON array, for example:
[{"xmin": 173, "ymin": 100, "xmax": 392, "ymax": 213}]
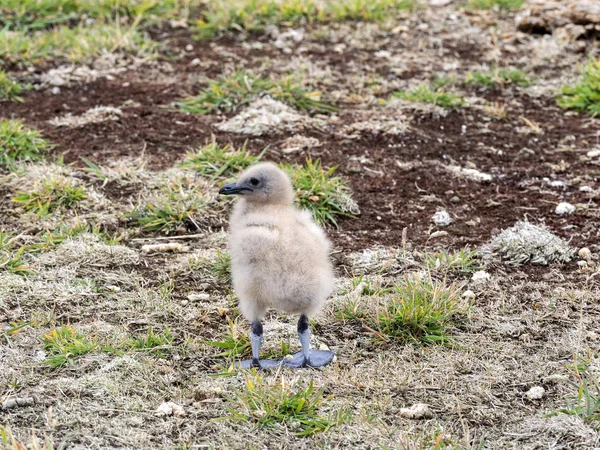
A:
[{"xmin": 249, "ymin": 177, "xmax": 260, "ymax": 187}]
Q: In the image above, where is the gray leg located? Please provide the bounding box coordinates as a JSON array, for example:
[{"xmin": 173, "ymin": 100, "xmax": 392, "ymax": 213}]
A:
[
  {"xmin": 283, "ymin": 315, "xmax": 334, "ymax": 369},
  {"xmin": 238, "ymin": 320, "xmax": 281, "ymax": 370}
]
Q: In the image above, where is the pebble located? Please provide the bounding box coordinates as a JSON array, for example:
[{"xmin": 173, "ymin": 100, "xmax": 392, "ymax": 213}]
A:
[
  {"xmin": 190, "ymin": 58, "xmax": 201, "ymax": 66},
  {"xmin": 525, "ymin": 386, "xmax": 545, "ymax": 400},
  {"xmin": 399, "ymin": 403, "xmax": 433, "ymax": 419},
  {"xmin": 155, "ymin": 402, "xmax": 185, "ymax": 417},
  {"xmin": 188, "ymin": 293, "xmax": 210, "ymax": 302},
  {"xmin": 472, "ymin": 270, "xmax": 491, "ymax": 284},
  {"xmin": 432, "ymin": 210, "xmax": 452, "ymax": 226},
  {"xmin": 51, "ymin": 87, "xmax": 61, "ymax": 95},
  {"xmin": 578, "ymin": 247, "xmax": 592, "ymax": 260},
  {"xmin": 587, "ymin": 149, "xmax": 600, "ymax": 158},
  {"xmin": 555, "ymin": 202, "xmax": 576, "ymax": 215},
  {"xmin": 462, "ymin": 289, "xmax": 476, "ymax": 299},
  {"xmin": 185, "ymin": 44, "xmax": 193, "ymax": 51},
  {"xmin": 1, "ymin": 397, "xmax": 36, "ymax": 410},
  {"xmin": 579, "ymin": 186, "xmax": 594, "ymax": 193},
  {"xmin": 577, "ymin": 260, "xmax": 588, "ymax": 268}
]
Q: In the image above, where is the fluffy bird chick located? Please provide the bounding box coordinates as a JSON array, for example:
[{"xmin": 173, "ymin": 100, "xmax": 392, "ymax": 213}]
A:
[{"xmin": 219, "ymin": 162, "xmax": 335, "ymax": 369}]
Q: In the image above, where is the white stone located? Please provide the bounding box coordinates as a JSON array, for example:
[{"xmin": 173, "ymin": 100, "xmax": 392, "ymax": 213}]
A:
[
  {"xmin": 462, "ymin": 289, "xmax": 476, "ymax": 299},
  {"xmin": 587, "ymin": 149, "xmax": 600, "ymax": 158},
  {"xmin": 555, "ymin": 202, "xmax": 576, "ymax": 215},
  {"xmin": 432, "ymin": 210, "xmax": 452, "ymax": 226},
  {"xmin": 187, "ymin": 293, "xmax": 210, "ymax": 302},
  {"xmin": 399, "ymin": 403, "xmax": 432, "ymax": 419},
  {"xmin": 155, "ymin": 402, "xmax": 185, "ymax": 417},
  {"xmin": 578, "ymin": 247, "xmax": 592, "ymax": 260},
  {"xmin": 526, "ymin": 386, "xmax": 545, "ymax": 400},
  {"xmin": 579, "ymin": 186, "xmax": 594, "ymax": 193},
  {"xmin": 472, "ymin": 270, "xmax": 491, "ymax": 283}
]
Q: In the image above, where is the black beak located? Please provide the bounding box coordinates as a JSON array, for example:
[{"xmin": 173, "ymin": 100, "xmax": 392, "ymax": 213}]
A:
[{"xmin": 218, "ymin": 182, "xmax": 253, "ymax": 195}]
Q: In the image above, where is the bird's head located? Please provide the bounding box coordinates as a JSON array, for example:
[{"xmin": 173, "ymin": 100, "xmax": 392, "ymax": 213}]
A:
[{"xmin": 219, "ymin": 162, "xmax": 294, "ymax": 205}]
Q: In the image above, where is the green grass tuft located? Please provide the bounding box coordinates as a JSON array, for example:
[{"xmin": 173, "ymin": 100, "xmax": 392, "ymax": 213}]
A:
[
  {"xmin": 466, "ymin": 0, "xmax": 523, "ymax": 11},
  {"xmin": 424, "ymin": 248, "xmax": 480, "ymax": 275},
  {"xmin": 13, "ymin": 177, "xmax": 87, "ymax": 215},
  {"xmin": 0, "ymin": 70, "xmax": 28, "ymax": 101},
  {"xmin": 393, "ymin": 84, "xmax": 464, "ymax": 109},
  {"xmin": 195, "ymin": 0, "xmax": 419, "ymax": 39},
  {"xmin": 466, "ymin": 67, "xmax": 530, "ymax": 89},
  {"xmin": 178, "ymin": 70, "xmax": 335, "ymax": 115},
  {"xmin": 205, "ymin": 318, "xmax": 251, "ymax": 358},
  {"xmin": 0, "ymin": 0, "xmax": 194, "ymax": 31},
  {"xmin": 557, "ymin": 60, "xmax": 600, "ymax": 116},
  {"xmin": 223, "ymin": 374, "xmax": 350, "ymax": 436},
  {"xmin": 41, "ymin": 325, "xmax": 98, "ymax": 368},
  {"xmin": 0, "ymin": 246, "xmax": 32, "ymax": 276},
  {"xmin": 0, "ymin": 23, "xmax": 156, "ymax": 65},
  {"xmin": 126, "ymin": 327, "xmax": 174, "ymax": 357},
  {"xmin": 181, "ymin": 140, "xmax": 266, "ymax": 179},
  {"xmin": 284, "ymin": 158, "xmax": 358, "ymax": 227},
  {"xmin": 127, "ymin": 181, "xmax": 209, "ymax": 233},
  {"xmin": 339, "ymin": 275, "xmax": 463, "ymax": 345},
  {"xmin": 0, "ymin": 119, "xmax": 52, "ymax": 170}
]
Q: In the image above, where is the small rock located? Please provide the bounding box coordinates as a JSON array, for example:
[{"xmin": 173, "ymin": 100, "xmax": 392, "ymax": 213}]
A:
[
  {"xmin": 587, "ymin": 149, "xmax": 600, "ymax": 158},
  {"xmin": 141, "ymin": 243, "xmax": 189, "ymax": 254},
  {"xmin": 432, "ymin": 210, "xmax": 452, "ymax": 226},
  {"xmin": 450, "ymin": 196, "xmax": 460, "ymax": 203},
  {"xmin": 51, "ymin": 87, "xmax": 61, "ymax": 95},
  {"xmin": 543, "ymin": 374, "xmax": 569, "ymax": 384},
  {"xmin": 577, "ymin": 260, "xmax": 588, "ymax": 268},
  {"xmin": 185, "ymin": 44, "xmax": 193, "ymax": 52},
  {"xmin": 155, "ymin": 401, "xmax": 185, "ymax": 417},
  {"xmin": 578, "ymin": 247, "xmax": 592, "ymax": 260},
  {"xmin": 1, "ymin": 397, "xmax": 36, "ymax": 410},
  {"xmin": 190, "ymin": 58, "xmax": 201, "ymax": 66},
  {"xmin": 399, "ymin": 403, "xmax": 432, "ymax": 419},
  {"xmin": 555, "ymin": 202, "xmax": 576, "ymax": 215},
  {"xmin": 579, "ymin": 186, "xmax": 594, "ymax": 193},
  {"xmin": 472, "ymin": 270, "xmax": 491, "ymax": 284},
  {"xmin": 462, "ymin": 289, "xmax": 476, "ymax": 299},
  {"xmin": 187, "ymin": 293, "xmax": 210, "ymax": 302},
  {"xmin": 525, "ymin": 386, "xmax": 545, "ymax": 400},
  {"xmin": 429, "ymin": 230, "xmax": 448, "ymax": 239}
]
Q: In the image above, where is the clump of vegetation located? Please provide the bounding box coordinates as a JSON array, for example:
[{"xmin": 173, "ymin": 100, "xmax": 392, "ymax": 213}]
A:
[
  {"xmin": 181, "ymin": 141, "xmax": 266, "ymax": 179},
  {"xmin": 127, "ymin": 181, "xmax": 209, "ymax": 233},
  {"xmin": 0, "ymin": 424, "xmax": 54, "ymax": 450},
  {"xmin": 466, "ymin": 0, "xmax": 523, "ymax": 11},
  {"xmin": 393, "ymin": 84, "xmax": 464, "ymax": 109},
  {"xmin": 339, "ymin": 276, "xmax": 463, "ymax": 344},
  {"xmin": 480, "ymin": 221, "xmax": 575, "ymax": 265},
  {"xmin": 195, "ymin": 0, "xmax": 418, "ymax": 39},
  {"xmin": 0, "ymin": 23, "xmax": 156, "ymax": 65},
  {"xmin": 0, "ymin": 0, "xmax": 193, "ymax": 31},
  {"xmin": 178, "ymin": 70, "xmax": 335, "ymax": 115},
  {"xmin": 284, "ymin": 158, "xmax": 359, "ymax": 227},
  {"xmin": 125, "ymin": 327, "xmax": 174, "ymax": 357},
  {"xmin": 557, "ymin": 60, "xmax": 600, "ymax": 116},
  {"xmin": 549, "ymin": 357, "xmax": 600, "ymax": 428},
  {"xmin": 13, "ymin": 177, "xmax": 87, "ymax": 215},
  {"xmin": 205, "ymin": 318, "xmax": 251, "ymax": 358},
  {"xmin": 42, "ymin": 325, "xmax": 98, "ymax": 368},
  {"xmin": 0, "ymin": 246, "xmax": 31, "ymax": 276},
  {"xmin": 466, "ymin": 67, "xmax": 530, "ymax": 89},
  {"xmin": 0, "ymin": 119, "xmax": 52, "ymax": 170},
  {"xmin": 224, "ymin": 374, "xmax": 350, "ymax": 436},
  {"xmin": 425, "ymin": 248, "xmax": 480, "ymax": 275},
  {"xmin": 0, "ymin": 70, "xmax": 28, "ymax": 101}
]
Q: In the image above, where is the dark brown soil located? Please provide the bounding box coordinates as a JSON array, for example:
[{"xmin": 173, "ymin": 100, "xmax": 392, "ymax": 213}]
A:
[{"xmin": 2, "ymin": 29, "xmax": 598, "ymax": 258}]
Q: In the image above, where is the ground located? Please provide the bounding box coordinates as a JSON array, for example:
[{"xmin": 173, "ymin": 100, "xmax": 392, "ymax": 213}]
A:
[{"xmin": 0, "ymin": 1, "xmax": 599, "ymax": 449}]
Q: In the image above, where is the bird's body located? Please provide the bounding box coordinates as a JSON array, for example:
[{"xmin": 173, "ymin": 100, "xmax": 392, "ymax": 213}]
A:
[
  {"xmin": 219, "ymin": 162, "xmax": 336, "ymax": 369},
  {"xmin": 229, "ymin": 200, "xmax": 333, "ymax": 321}
]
